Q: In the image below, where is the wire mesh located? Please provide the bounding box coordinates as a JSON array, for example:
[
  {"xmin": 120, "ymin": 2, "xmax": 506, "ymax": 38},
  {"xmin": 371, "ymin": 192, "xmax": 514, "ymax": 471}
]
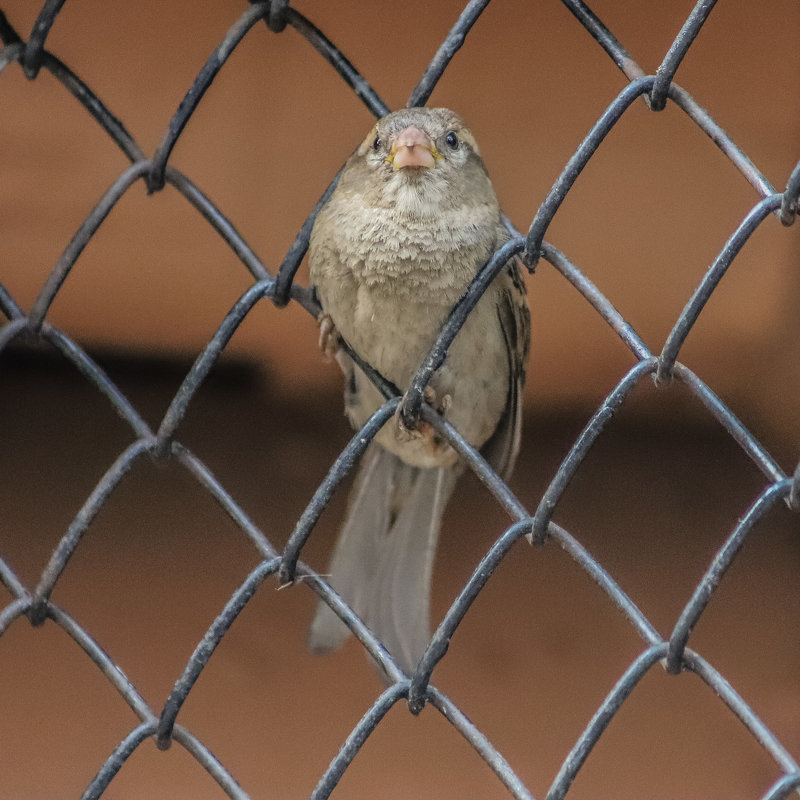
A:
[{"xmin": 1, "ymin": 1, "xmax": 799, "ymax": 798}]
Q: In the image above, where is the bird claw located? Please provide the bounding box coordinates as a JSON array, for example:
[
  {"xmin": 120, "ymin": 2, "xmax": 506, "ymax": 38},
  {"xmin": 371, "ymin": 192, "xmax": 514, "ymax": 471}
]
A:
[
  {"xmin": 394, "ymin": 403, "xmax": 434, "ymax": 443},
  {"xmin": 393, "ymin": 387, "xmax": 452, "ymax": 453},
  {"xmin": 317, "ymin": 313, "xmax": 340, "ymax": 360},
  {"xmin": 427, "ymin": 387, "xmax": 452, "ymax": 414}
]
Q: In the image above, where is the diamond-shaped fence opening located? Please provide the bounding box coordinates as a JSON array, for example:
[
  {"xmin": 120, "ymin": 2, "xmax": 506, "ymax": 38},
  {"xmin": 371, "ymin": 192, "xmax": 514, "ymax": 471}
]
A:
[{"xmin": 1, "ymin": 1, "xmax": 799, "ymax": 799}]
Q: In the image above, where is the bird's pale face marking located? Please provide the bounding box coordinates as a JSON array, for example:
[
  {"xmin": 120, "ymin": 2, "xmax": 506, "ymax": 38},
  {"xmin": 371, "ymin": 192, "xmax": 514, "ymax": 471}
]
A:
[{"xmin": 351, "ymin": 108, "xmax": 488, "ymax": 217}]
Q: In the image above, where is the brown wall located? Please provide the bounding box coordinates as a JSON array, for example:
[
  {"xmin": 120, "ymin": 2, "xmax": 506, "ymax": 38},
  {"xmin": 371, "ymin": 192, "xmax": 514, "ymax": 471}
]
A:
[
  {"xmin": 1, "ymin": 3, "xmax": 799, "ymax": 799},
  {"xmin": 2, "ymin": 0, "xmax": 798, "ymax": 435}
]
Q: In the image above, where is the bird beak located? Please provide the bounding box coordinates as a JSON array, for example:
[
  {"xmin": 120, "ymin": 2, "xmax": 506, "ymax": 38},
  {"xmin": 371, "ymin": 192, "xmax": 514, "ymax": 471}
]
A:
[{"xmin": 387, "ymin": 126, "xmax": 439, "ymax": 171}]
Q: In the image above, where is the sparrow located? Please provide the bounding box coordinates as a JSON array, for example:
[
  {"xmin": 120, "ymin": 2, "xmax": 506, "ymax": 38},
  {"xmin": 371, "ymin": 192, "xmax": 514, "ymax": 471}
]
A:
[{"xmin": 307, "ymin": 107, "xmax": 530, "ymax": 675}]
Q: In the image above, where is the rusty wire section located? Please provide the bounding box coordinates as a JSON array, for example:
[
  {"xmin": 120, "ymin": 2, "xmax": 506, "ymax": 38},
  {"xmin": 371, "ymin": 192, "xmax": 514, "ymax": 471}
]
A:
[{"xmin": 1, "ymin": 1, "xmax": 799, "ymax": 798}]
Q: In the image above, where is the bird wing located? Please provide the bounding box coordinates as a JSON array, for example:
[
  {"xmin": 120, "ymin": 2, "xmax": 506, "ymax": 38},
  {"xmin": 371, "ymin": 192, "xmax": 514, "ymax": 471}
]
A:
[{"xmin": 480, "ymin": 252, "xmax": 530, "ymax": 482}]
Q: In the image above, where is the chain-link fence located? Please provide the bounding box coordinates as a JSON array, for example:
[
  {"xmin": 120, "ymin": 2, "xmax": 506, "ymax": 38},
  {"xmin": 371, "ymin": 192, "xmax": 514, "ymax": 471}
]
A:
[{"xmin": 1, "ymin": 1, "xmax": 799, "ymax": 798}]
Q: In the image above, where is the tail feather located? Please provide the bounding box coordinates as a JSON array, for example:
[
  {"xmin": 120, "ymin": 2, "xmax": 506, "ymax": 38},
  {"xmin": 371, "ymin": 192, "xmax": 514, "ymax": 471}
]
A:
[
  {"xmin": 367, "ymin": 464, "xmax": 455, "ymax": 672},
  {"xmin": 308, "ymin": 445, "xmax": 457, "ymax": 674},
  {"xmin": 308, "ymin": 445, "xmax": 396, "ymax": 654}
]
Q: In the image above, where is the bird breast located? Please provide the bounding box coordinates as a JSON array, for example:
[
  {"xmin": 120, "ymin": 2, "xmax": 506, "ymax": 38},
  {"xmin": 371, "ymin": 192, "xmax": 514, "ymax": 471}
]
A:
[{"xmin": 316, "ymin": 198, "xmax": 497, "ymax": 383}]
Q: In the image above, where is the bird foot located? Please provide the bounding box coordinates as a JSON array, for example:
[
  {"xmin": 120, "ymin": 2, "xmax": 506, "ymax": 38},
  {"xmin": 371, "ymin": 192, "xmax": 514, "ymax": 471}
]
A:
[
  {"xmin": 317, "ymin": 313, "xmax": 340, "ymax": 361},
  {"xmin": 393, "ymin": 386, "xmax": 452, "ymax": 453},
  {"xmin": 427, "ymin": 387, "xmax": 452, "ymax": 415}
]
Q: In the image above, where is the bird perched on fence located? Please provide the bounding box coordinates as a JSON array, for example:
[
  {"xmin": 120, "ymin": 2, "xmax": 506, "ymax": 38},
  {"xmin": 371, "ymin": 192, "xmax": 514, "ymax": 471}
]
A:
[{"xmin": 307, "ymin": 107, "xmax": 530, "ymax": 675}]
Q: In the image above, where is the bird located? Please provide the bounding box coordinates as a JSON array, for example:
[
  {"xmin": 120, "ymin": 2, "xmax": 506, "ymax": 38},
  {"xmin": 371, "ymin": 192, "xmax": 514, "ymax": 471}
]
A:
[{"xmin": 306, "ymin": 107, "xmax": 530, "ymax": 675}]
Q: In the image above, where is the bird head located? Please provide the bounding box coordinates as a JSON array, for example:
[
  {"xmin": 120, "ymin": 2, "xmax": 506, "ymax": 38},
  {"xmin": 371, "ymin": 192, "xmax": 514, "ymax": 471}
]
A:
[{"xmin": 341, "ymin": 107, "xmax": 496, "ymax": 218}]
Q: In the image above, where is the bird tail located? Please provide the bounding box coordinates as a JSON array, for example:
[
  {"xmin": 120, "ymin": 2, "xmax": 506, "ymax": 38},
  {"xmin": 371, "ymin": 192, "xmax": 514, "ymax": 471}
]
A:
[{"xmin": 308, "ymin": 444, "xmax": 457, "ymax": 675}]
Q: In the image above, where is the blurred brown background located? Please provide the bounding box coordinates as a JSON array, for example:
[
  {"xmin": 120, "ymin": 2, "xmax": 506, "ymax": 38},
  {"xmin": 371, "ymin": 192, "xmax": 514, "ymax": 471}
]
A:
[{"xmin": 1, "ymin": 1, "xmax": 799, "ymax": 798}]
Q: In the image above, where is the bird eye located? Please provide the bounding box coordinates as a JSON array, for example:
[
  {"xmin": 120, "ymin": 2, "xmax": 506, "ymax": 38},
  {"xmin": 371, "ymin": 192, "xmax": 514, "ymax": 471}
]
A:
[
  {"xmin": 445, "ymin": 131, "xmax": 459, "ymax": 149},
  {"xmin": 372, "ymin": 136, "xmax": 382, "ymax": 151}
]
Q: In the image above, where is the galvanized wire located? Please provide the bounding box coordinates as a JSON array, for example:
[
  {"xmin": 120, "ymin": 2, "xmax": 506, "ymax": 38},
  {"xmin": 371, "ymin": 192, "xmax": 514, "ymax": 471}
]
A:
[{"xmin": 1, "ymin": 1, "xmax": 798, "ymax": 798}]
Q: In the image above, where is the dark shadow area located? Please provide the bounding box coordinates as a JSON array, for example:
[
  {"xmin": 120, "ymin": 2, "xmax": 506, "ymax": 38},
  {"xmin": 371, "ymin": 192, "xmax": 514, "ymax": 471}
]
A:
[{"xmin": 1, "ymin": 349, "xmax": 797, "ymax": 799}]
